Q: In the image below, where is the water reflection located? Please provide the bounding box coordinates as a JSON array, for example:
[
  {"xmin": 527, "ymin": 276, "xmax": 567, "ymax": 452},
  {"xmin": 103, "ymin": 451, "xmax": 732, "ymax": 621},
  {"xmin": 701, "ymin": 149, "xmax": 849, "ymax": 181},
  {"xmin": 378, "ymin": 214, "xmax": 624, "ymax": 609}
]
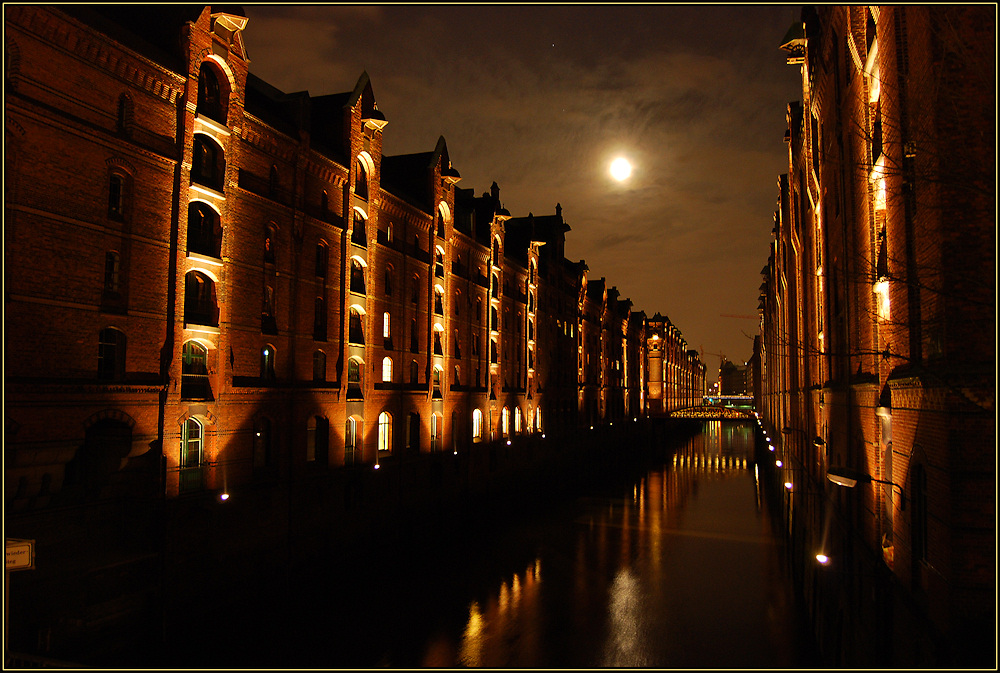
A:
[{"xmin": 424, "ymin": 420, "xmax": 803, "ymax": 668}]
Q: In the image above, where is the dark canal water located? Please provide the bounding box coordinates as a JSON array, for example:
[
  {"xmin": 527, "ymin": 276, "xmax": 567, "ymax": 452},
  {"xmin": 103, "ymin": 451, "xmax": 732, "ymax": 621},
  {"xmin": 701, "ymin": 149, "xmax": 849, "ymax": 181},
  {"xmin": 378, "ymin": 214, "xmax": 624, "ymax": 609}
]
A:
[{"xmin": 180, "ymin": 420, "xmax": 817, "ymax": 668}]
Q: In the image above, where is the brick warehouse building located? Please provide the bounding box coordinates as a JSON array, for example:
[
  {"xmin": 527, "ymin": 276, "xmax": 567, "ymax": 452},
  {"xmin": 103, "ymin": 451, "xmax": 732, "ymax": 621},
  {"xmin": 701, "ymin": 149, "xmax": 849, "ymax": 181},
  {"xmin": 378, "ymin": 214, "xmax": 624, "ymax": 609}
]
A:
[
  {"xmin": 4, "ymin": 6, "xmax": 706, "ymax": 661},
  {"xmin": 757, "ymin": 5, "xmax": 994, "ymax": 667}
]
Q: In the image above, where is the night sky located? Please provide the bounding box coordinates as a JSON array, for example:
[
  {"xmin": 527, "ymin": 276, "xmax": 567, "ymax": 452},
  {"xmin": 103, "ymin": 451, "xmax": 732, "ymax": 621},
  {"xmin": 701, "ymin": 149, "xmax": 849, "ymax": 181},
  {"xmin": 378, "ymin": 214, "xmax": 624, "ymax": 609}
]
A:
[{"xmin": 241, "ymin": 4, "xmax": 804, "ymax": 378}]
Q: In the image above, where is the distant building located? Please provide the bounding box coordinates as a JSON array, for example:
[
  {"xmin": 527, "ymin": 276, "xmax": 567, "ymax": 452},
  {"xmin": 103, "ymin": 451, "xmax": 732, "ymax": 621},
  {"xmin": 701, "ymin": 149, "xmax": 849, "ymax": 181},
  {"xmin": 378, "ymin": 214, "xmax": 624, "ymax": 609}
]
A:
[
  {"xmin": 760, "ymin": 5, "xmax": 994, "ymax": 667},
  {"xmin": 718, "ymin": 358, "xmax": 750, "ymax": 396}
]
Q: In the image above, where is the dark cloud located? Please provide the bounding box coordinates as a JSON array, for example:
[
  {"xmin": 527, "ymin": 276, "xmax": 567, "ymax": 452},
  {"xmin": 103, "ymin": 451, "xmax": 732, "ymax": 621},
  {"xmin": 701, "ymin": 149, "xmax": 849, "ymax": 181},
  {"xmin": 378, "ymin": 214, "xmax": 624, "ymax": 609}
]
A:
[{"xmin": 242, "ymin": 4, "xmax": 802, "ymax": 371}]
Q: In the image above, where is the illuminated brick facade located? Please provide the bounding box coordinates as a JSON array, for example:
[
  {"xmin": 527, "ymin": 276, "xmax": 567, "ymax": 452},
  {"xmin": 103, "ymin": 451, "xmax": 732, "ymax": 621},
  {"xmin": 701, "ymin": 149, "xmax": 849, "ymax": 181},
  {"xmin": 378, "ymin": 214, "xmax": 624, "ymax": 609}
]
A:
[
  {"xmin": 758, "ymin": 6, "xmax": 994, "ymax": 666},
  {"xmin": 5, "ymin": 6, "xmax": 706, "ymax": 509}
]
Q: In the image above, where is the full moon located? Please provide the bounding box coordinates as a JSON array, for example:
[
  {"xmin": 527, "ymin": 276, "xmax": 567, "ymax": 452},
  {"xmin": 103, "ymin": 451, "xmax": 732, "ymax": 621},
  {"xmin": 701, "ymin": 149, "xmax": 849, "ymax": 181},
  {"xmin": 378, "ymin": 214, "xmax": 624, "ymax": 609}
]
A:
[{"xmin": 610, "ymin": 157, "xmax": 632, "ymax": 181}]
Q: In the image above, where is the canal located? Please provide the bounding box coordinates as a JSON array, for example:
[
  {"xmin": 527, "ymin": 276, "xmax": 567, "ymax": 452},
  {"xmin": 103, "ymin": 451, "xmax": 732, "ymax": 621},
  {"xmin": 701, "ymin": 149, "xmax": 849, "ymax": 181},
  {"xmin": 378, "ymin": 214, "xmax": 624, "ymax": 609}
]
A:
[{"xmin": 164, "ymin": 419, "xmax": 818, "ymax": 668}]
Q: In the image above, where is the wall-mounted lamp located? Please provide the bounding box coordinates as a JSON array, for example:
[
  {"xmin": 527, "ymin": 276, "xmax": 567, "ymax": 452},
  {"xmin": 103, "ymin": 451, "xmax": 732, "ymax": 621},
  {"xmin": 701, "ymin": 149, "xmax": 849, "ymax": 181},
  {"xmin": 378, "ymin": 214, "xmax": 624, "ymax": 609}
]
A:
[{"xmin": 827, "ymin": 465, "xmax": 906, "ymax": 509}]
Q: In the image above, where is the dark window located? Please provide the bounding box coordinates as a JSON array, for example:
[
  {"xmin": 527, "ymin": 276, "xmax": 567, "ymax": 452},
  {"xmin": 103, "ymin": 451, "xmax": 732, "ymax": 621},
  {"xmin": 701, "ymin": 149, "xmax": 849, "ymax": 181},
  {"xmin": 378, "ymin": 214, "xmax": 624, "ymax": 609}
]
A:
[
  {"xmin": 264, "ymin": 225, "xmax": 276, "ymax": 265},
  {"xmin": 253, "ymin": 417, "xmax": 272, "ymax": 469},
  {"xmin": 192, "ymin": 134, "xmax": 225, "ymax": 191},
  {"xmin": 184, "ymin": 272, "xmax": 217, "ymax": 327},
  {"xmin": 350, "ymin": 259, "xmax": 366, "ymax": 294},
  {"xmin": 352, "ymin": 213, "xmax": 367, "ymax": 247},
  {"xmin": 435, "ymin": 251, "xmax": 444, "ymax": 278},
  {"xmin": 197, "ymin": 63, "xmax": 227, "ymax": 125},
  {"xmin": 104, "ymin": 251, "xmax": 120, "ymax": 293},
  {"xmin": 314, "ymin": 296, "xmax": 327, "ymax": 341},
  {"xmin": 434, "ymin": 331, "xmax": 443, "ymax": 355},
  {"xmin": 355, "ymin": 158, "xmax": 368, "ymax": 200},
  {"xmin": 315, "ymin": 242, "xmax": 328, "ymax": 278},
  {"xmin": 108, "ymin": 173, "xmax": 125, "ymax": 219},
  {"xmin": 436, "ymin": 212, "xmax": 445, "ymax": 237},
  {"xmin": 384, "ymin": 265, "xmax": 393, "ymax": 296},
  {"xmin": 411, "ymin": 275, "xmax": 420, "ymax": 304},
  {"xmin": 269, "ymin": 165, "xmax": 279, "ymax": 197},
  {"xmin": 260, "ymin": 345, "xmax": 276, "ymax": 381},
  {"xmin": 410, "ymin": 319, "xmax": 419, "ymax": 353},
  {"xmin": 434, "ymin": 290, "xmax": 444, "ymax": 315},
  {"xmin": 313, "ymin": 350, "xmax": 326, "ymax": 382},
  {"xmin": 97, "ymin": 327, "xmax": 126, "ymax": 380},
  {"xmin": 188, "ymin": 202, "xmax": 222, "ymax": 258},
  {"xmin": 349, "ymin": 309, "xmax": 364, "ymax": 345},
  {"xmin": 409, "ymin": 360, "xmax": 419, "ymax": 384}
]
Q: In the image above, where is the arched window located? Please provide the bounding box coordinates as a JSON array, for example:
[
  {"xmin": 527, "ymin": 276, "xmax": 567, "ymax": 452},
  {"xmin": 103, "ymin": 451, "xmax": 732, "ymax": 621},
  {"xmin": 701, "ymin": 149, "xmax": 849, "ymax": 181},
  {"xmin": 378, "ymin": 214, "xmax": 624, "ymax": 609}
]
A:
[
  {"xmin": 181, "ymin": 418, "xmax": 203, "ymax": 469},
  {"xmin": 432, "ymin": 365, "xmax": 442, "ymax": 389},
  {"xmin": 188, "ymin": 202, "xmax": 222, "ymax": 258},
  {"xmin": 355, "ymin": 157, "xmax": 368, "ymax": 200},
  {"xmin": 431, "ymin": 413, "xmax": 442, "ymax": 452},
  {"xmin": 433, "ymin": 327, "xmax": 443, "ymax": 355},
  {"xmin": 515, "ymin": 407, "xmax": 522, "ymax": 434},
  {"xmin": 313, "ymin": 350, "xmax": 326, "ymax": 382},
  {"xmin": 453, "ymin": 330, "xmax": 461, "ymax": 357},
  {"xmin": 345, "ymin": 417, "xmax": 359, "ymax": 464},
  {"xmin": 454, "ymin": 290, "xmax": 461, "ymax": 317},
  {"xmin": 349, "ymin": 308, "xmax": 365, "ymax": 345},
  {"xmin": 268, "ymin": 165, "xmax": 279, "ymax": 197},
  {"xmin": 97, "ymin": 327, "xmax": 126, "ymax": 381},
  {"xmin": 196, "ymin": 62, "xmax": 228, "ymax": 125},
  {"xmin": 501, "ymin": 407, "xmax": 510, "ymax": 437},
  {"xmin": 476, "ymin": 297, "xmax": 482, "ymax": 322},
  {"xmin": 490, "ymin": 339, "xmax": 498, "ymax": 364},
  {"xmin": 350, "ymin": 258, "xmax": 366, "ymax": 294},
  {"xmin": 434, "ymin": 286, "xmax": 444, "ymax": 315},
  {"xmin": 491, "ymin": 307, "xmax": 498, "ymax": 331},
  {"xmin": 184, "ymin": 271, "xmax": 217, "ymax": 327},
  {"xmin": 384, "ymin": 265, "xmax": 393, "ymax": 296},
  {"xmin": 192, "ymin": 134, "xmax": 225, "ymax": 191},
  {"xmin": 108, "ymin": 172, "xmax": 127, "ymax": 219},
  {"xmin": 435, "ymin": 249, "xmax": 445, "ymax": 278},
  {"xmin": 492, "ymin": 237, "xmax": 500, "ymax": 265},
  {"xmin": 410, "ymin": 360, "xmax": 419, "ymax": 384},
  {"xmin": 453, "ymin": 365, "xmax": 461, "ymax": 386},
  {"xmin": 315, "ymin": 242, "xmax": 328, "ymax": 278},
  {"xmin": 410, "ymin": 273, "xmax": 420, "ymax": 304},
  {"xmin": 409, "ymin": 319, "xmax": 419, "ymax": 353},
  {"xmin": 436, "ymin": 212, "xmax": 445, "ymax": 237},
  {"xmin": 348, "ymin": 358, "xmax": 362, "ymax": 386},
  {"xmin": 264, "ymin": 224, "xmax": 276, "ymax": 264},
  {"xmin": 382, "ymin": 356, "xmax": 393, "ymax": 382},
  {"xmin": 314, "ymin": 296, "xmax": 327, "ymax": 341},
  {"xmin": 181, "ymin": 340, "xmax": 211, "ymax": 400},
  {"xmin": 472, "ymin": 409, "xmax": 483, "ymax": 442},
  {"xmin": 378, "ymin": 412, "xmax": 392, "ymax": 453},
  {"xmin": 352, "ymin": 212, "xmax": 367, "ymax": 247},
  {"xmin": 261, "ymin": 345, "xmax": 276, "ymax": 381}
]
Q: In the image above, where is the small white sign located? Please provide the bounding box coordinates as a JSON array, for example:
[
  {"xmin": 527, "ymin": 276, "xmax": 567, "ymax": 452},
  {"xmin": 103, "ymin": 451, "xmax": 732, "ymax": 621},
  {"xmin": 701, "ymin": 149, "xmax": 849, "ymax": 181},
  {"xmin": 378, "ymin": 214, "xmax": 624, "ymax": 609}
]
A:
[{"xmin": 5, "ymin": 539, "xmax": 35, "ymax": 571}]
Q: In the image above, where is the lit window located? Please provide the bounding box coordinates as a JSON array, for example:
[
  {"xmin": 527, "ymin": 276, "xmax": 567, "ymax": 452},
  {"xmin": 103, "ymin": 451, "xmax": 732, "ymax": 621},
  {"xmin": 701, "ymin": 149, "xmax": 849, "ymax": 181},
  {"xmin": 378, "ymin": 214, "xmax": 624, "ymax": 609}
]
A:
[
  {"xmin": 472, "ymin": 409, "xmax": 483, "ymax": 441},
  {"xmin": 181, "ymin": 418, "xmax": 202, "ymax": 468},
  {"xmin": 382, "ymin": 357, "xmax": 393, "ymax": 382},
  {"xmin": 383, "ymin": 312, "xmax": 391, "ymax": 339},
  {"xmin": 501, "ymin": 407, "xmax": 510, "ymax": 437},
  {"xmin": 378, "ymin": 412, "xmax": 392, "ymax": 452},
  {"xmin": 261, "ymin": 345, "xmax": 276, "ymax": 381}
]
